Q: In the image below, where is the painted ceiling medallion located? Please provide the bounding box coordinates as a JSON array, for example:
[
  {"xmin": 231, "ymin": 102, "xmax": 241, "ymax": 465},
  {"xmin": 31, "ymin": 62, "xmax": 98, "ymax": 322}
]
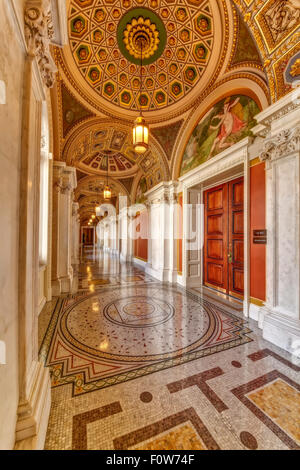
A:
[
  {"xmin": 118, "ymin": 8, "xmax": 166, "ymax": 65},
  {"xmin": 68, "ymin": 0, "xmax": 215, "ymax": 111}
]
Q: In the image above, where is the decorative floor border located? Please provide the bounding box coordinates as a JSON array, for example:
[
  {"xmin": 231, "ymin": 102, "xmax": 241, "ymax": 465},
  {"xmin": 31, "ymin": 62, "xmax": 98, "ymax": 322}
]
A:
[{"xmin": 39, "ymin": 281, "xmax": 253, "ymax": 396}]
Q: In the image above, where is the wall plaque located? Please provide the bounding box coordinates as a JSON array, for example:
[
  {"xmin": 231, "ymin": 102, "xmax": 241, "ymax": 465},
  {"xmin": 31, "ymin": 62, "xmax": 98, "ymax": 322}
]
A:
[
  {"xmin": 253, "ymin": 229, "xmax": 267, "ymax": 244},
  {"xmin": 253, "ymin": 230, "xmax": 267, "ymax": 237}
]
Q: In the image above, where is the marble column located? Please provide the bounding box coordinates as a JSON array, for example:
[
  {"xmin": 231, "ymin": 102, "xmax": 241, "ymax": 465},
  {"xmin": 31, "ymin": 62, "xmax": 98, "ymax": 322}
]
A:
[
  {"xmin": 168, "ymin": 184, "xmax": 181, "ymax": 283},
  {"xmin": 119, "ymin": 196, "xmax": 131, "ymax": 262},
  {"xmin": 254, "ymin": 92, "xmax": 300, "ymax": 357},
  {"xmin": 97, "ymin": 222, "xmax": 104, "ymax": 249},
  {"xmin": 71, "ymin": 202, "xmax": 80, "ymax": 265},
  {"xmin": 51, "ymin": 162, "xmax": 77, "ymax": 295},
  {"xmin": 145, "ymin": 182, "xmax": 180, "ymax": 282}
]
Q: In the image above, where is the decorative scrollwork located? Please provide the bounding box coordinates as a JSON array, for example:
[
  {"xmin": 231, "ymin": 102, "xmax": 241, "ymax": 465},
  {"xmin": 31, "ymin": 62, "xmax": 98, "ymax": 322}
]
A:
[
  {"xmin": 24, "ymin": 1, "xmax": 57, "ymax": 88},
  {"xmin": 260, "ymin": 126, "xmax": 300, "ymax": 163}
]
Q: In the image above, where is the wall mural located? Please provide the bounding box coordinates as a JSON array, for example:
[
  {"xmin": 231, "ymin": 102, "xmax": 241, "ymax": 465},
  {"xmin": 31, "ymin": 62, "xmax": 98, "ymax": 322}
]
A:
[
  {"xmin": 180, "ymin": 95, "xmax": 260, "ymax": 176},
  {"xmin": 136, "ymin": 177, "xmax": 147, "ymax": 204}
]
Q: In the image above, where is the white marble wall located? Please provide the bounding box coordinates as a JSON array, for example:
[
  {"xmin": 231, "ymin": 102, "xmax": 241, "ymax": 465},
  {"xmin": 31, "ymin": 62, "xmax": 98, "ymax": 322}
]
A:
[
  {"xmin": 254, "ymin": 91, "xmax": 300, "ymax": 357},
  {"xmin": 0, "ymin": 0, "xmax": 26, "ymax": 450}
]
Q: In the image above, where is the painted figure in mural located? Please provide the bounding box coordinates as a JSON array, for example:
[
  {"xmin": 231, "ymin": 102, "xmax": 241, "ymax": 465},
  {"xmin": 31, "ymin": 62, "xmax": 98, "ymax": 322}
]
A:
[
  {"xmin": 180, "ymin": 95, "xmax": 260, "ymax": 176},
  {"xmin": 208, "ymin": 97, "xmax": 246, "ymax": 158},
  {"xmin": 265, "ymin": 0, "xmax": 300, "ymax": 42}
]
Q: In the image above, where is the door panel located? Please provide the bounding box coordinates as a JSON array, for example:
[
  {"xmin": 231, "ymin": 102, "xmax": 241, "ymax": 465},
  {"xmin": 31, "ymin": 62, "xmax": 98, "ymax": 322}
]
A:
[
  {"xmin": 229, "ymin": 178, "xmax": 244, "ymax": 298},
  {"xmin": 207, "ymin": 262, "xmax": 223, "ymax": 286},
  {"xmin": 207, "ymin": 239, "xmax": 223, "ymax": 259},
  {"xmin": 207, "ymin": 214, "xmax": 223, "ymax": 235},
  {"xmin": 204, "ymin": 177, "xmax": 244, "ymax": 299},
  {"xmin": 232, "ymin": 180, "xmax": 243, "ymax": 204},
  {"xmin": 204, "ymin": 184, "xmax": 228, "ymax": 292},
  {"xmin": 233, "ymin": 240, "xmax": 244, "ymax": 264},
  {"xmin": 232, "ymin": 268, "xmax": 244, "ymax": 295},
  {"xmin": 207, "ymin": 188, "xmax": 224, "ymax": 210},
  {"xmin": 233, "ymin": 211, "xmax": 243, "ymax": 234}
]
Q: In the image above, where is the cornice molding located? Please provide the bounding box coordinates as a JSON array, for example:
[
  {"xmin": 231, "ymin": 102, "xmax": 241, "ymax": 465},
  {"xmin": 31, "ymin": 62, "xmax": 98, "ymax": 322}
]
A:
[{"xmin": 254, "ymin": 88, "xmax": 300, "ymax": 129}]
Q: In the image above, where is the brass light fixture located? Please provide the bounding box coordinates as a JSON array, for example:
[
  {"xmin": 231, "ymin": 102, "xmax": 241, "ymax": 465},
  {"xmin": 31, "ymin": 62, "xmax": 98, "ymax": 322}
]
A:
[
  {"xmin": 132, "ymin": 39, "xmax": 149, "ymax": 154},
  {"xmin": 103, "ymin": 155, "xmax": 112, "ymax": 200}
]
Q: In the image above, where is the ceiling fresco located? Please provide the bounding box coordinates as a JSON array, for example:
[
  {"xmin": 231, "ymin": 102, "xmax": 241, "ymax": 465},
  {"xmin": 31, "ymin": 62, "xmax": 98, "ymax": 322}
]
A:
[
  {"xmin": 67, "ymin": 0, "xmax": 215, "ymax": 112},
  {"xmin": 232, "ymin": 0, "xmax": 300, "ymax": 101},
  {"xmin": 61, "ymin": 83, "xmax": 95, "ymax": 137},
  {"xmin": 50, "ymin": 0, "xmax": 299, "ymax": 224},
  {"xmin": 229, "ymin": 9, "xmax": 262, "ymax": 68},
  {"xmin": 65, "ymin": 124, "xmax": 139, "ymax": 175},
  {"xmin": 75, "ymin": 176, "xmax": 124, "ymax": 222},
  {"xmin": 151, "ymin": 119, "xmax": 184, "ymax": 159},
  {"xmin": 62, "ymin": 120, "xmax": 169, "ymax": 184}
]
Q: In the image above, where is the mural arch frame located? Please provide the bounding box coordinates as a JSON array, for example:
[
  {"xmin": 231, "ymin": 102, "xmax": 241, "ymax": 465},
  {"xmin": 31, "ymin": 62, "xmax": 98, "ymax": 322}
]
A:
[{"xmin": 172, "ymin": 75, "xmax": 270, "ymax": 180}]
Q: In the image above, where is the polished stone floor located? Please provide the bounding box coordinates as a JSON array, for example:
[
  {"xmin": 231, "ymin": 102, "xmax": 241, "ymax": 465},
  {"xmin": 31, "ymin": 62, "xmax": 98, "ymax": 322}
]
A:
[{"xmin": 39, "ymin": 248, "xmax": 300, "ymax": 450}]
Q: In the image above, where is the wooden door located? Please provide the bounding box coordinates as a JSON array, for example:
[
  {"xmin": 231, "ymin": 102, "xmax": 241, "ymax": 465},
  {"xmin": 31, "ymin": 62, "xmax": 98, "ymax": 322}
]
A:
[
  {"xmin": 204, "ymin": 177, "xmax": 244, "ymax": 298},
  {"xmin": 204, "ymin": 184, "xmax": 228, "ymax": 293},
  {"xmin": 228, "ymin": 178, "xmax": 244, "ymax": 298}
]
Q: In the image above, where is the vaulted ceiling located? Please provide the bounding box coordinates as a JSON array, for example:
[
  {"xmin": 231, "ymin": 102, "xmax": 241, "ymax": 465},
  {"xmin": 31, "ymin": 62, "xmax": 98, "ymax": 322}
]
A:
[{"xmin": 50, "ymin": 0, "xmax": 300, "ymax": 224}]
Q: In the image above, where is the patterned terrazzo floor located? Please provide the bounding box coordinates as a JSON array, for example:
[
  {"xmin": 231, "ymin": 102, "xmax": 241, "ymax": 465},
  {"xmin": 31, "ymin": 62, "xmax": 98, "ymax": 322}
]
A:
[{"xmin": 39, "ymin": 249, "xmax": 300, "ymax": 450}]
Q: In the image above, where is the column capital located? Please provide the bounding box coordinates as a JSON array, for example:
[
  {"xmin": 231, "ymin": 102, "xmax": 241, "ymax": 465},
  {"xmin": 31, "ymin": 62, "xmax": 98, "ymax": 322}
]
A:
[
  {"xmin": 24, "ymin": 0, "xmax": 57, "ymax": 88},
  {"xmin": 260, "ymin": 125, "xmax": 300, "ymax": 165}
]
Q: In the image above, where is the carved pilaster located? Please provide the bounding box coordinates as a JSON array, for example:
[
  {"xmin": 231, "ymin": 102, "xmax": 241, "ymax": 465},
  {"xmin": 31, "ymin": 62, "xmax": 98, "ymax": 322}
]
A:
[{"xmin": 24, "ymin": 0, "xmax": 57, "ymax": 88}]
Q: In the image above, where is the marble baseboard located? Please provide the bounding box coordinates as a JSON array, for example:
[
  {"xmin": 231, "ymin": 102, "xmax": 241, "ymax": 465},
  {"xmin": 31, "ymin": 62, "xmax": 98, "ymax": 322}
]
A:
[
  {"xmin": 15, "ymin": 361, "xmax": 51, "ymax": 450},
  {"xmin": 51, "ymin": 278, "xmax": 61, "ymax": 296},
  {"xmin": 120, "ymin": 253, "xmax": 132, "ymax": 263},
  {"xmin": 249, "ymin": 303, "xmax": 261, "ymax": 323},
  {"xmin": 262, "ymin": 309, "xmax": 300, "ymax": 359},
  {"xmin": 145, "ymin": 265, "xmax": 173, "ymax": 282},
  {"xmin": 38, "ymin": 296, "xmax": 46, "ymax": 316},
  {"xmin": 134, "ymin": 257, "xmax": 147, "ymax": 270},
  {"xmin": 52, "ymin": 275, "xmax": 74, "ymax": 295}
]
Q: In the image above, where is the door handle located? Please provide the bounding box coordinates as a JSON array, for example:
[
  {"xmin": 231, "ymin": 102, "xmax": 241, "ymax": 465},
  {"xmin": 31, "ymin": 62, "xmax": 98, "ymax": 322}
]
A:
[{"xmin": 228, "ymin": 252, "xmax": 232, "ymax": 263}]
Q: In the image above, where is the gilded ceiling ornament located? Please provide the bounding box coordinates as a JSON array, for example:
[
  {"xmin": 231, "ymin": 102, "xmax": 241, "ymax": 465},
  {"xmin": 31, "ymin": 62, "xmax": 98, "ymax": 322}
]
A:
[
  {"xmin": 256, "ymin": 0, "xmax": 300, "ymax": 53},
  {"xmin": 290, "ymin": 58, "xmax": 300, "ymax": 77},
  {"xmin": 265, "ymin": 0, "xmax": 300, "ymax": 44},
  {"xmin": 123, "ymin": 17, "xmax": 160, "ymax": 60},
  {"xmin": 117, "ymin": 8, "xmax": 166, "ymax": 65},
  {"xmin": 67, "ymin": 1, "xmax": 215, "ymax": 111}
]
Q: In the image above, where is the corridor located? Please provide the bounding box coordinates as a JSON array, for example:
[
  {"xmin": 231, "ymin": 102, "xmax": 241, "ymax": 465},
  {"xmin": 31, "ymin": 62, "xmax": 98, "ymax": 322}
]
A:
[
  {"xmin": 1, "ymin": 0, "xmax": 300, "ymax": 452},
  {"xmin": 39, "ymin": 250, "xmax": 300, "ymax": 450}
]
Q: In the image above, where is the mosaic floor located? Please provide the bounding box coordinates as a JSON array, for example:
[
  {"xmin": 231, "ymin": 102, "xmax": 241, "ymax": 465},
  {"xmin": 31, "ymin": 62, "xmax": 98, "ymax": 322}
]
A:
[{"xmin": 39, "ymin": 249, "xmax": 300, "ymax": 450}]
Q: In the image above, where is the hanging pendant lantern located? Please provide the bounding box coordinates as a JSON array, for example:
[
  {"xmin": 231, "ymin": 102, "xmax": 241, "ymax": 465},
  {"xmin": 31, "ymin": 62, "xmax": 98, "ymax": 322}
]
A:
[
  {"xmin": 133, "ymin": 115, "xmax": 149, "ymax": 154},
  {"xmin": 103, "ymin": 155, "xmax": 111, "ymax": 200},
  {"xmin": 132, "ymin": 39, "xmax": 149, "ymax": 155},
  {"xmin": 103, "ymin": 185, "xmax": 112, "ymax": 200}
]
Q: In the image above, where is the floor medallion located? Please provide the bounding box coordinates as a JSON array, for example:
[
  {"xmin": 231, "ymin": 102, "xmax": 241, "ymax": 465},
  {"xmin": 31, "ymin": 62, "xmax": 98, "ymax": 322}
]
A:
[{"xmin": 41, "ymin": 282, "xmax": 252, "ymax": 395}]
